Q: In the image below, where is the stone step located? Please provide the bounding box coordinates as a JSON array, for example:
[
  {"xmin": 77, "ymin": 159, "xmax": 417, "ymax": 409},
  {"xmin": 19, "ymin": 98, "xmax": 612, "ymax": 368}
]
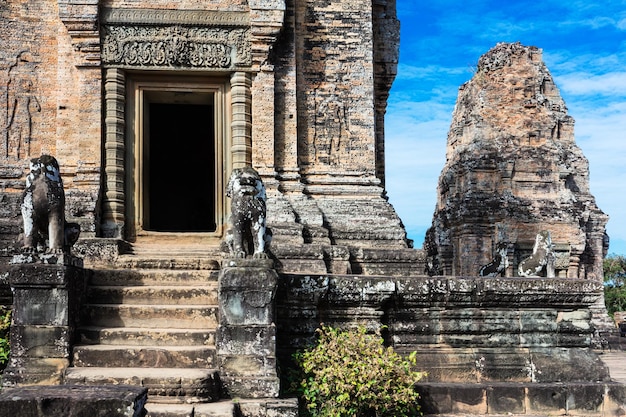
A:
[
  {"xmin": 86, "ymin": 285, "xmax": 218, "ymax": 305},
  {"xmin": 82, "ymin": 304, "xmax": 219, "ymax": 329},
  {"xmin": 78, "ymin": 326, "xmax": 216, "ymax": 346},
  {"xmin": 90, "ymin": 269, "xmax": 219, "ymax": 286},
  {"xmin": 64, "ymin": 367, "xmax": 221, "ymax": 403},
  {"xmin": 114, "ymin": 255, "xmax": 222, "ymax": 271},
  {"xmin": 72, "ymin": 345, "xmax": 216, "ymax": 368},
  {"xmin": 145, "ymin": 401, "xmax": 234, "ymax": 417},
  {"xmin": 144, "ymin": 398, "xmax": 299, "ymax": 417}
]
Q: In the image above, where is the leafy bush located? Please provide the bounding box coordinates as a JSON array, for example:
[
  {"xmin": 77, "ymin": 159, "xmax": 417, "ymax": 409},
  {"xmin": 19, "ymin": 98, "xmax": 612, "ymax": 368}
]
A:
[
  {"xmin": 294, "ymin": 326, "xmax": 425, "ymax": 417},
  {"xmin": 0, "ymin": 307, "xmax": 10, "ymax": 371},
  {"xmin": 604, "ymin": 254, "xmax": 626, "ymax": 317}
]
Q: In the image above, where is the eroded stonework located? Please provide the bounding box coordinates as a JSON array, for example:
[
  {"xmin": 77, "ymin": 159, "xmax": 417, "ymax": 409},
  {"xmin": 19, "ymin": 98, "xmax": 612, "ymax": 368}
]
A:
[{"xmin": 426, "ymin": 42, "xmax": 608, "ymax": 282}]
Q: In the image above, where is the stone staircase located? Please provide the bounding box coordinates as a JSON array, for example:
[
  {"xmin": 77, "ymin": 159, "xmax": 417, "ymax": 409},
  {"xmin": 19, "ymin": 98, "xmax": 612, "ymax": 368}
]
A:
[{"xmin": 63, "ymin": 248, "xmax": 232, "ymax": 416}]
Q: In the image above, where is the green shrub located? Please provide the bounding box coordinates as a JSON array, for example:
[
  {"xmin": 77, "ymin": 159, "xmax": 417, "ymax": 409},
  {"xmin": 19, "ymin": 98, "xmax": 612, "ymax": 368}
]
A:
[
  {"xmin": 294, "ymin": 326, "xmax": 425, "ymax": 417},
  {"xmin": 0, "ymin": 307, "xmax": 10, "ymax": 371}
]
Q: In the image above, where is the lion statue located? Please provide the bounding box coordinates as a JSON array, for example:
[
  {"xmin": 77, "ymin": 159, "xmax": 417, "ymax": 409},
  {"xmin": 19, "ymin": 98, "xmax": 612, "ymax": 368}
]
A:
[
  {"xmin": 225, "ymin": 166, "xmax": 270, "ymax": 259},
  {"xmin": 21, "ymin": 155, "xmax": 80, "ymax": 253},
  {"xmin": 518, "ymin": 230, "xmax": 555, "ymax": 277},
  {"xmin": 479, "ymin": 242, "xmax": 509, "ymax": 277}
]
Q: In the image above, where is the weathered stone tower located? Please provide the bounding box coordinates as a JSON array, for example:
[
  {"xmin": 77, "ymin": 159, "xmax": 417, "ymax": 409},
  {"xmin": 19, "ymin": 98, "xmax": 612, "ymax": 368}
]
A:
[
  {"xmin": 426, "ymin": 42, "xmax": 608, "ymax": 281},
  {"xmin": 0, "ymin": 0, "xmax": 410, "ymax": 274}
]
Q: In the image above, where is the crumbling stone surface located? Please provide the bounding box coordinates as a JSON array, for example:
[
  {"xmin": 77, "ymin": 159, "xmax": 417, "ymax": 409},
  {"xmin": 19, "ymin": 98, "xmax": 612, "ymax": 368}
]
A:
[
  {"xmin": 425, "ymin": 42, "xmax": 608, "ymax": 281},
  {"xmin": 217, "ymin": 263, "xmax": 279, "ymax": 398},
  {"xmin": 276, "ymin": 274, "xmax": 606, "ymax": 386},
  {"xmin": 3, "ymin": 255, "xmax": 85, "ymax": 386},
  {"xmin": 0, "ymin": 385, "xmax": 147, "ymax": 417}
]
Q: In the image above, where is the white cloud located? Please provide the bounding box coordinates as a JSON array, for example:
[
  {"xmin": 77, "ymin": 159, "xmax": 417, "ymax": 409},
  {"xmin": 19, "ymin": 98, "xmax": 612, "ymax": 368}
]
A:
[
  {"xmin": 570, "ymin": 101, "xmax": 626, "ymax": 245},
  {"xmin": 557, "ymin": 72, "xmax": 626, "ymax": 96}
]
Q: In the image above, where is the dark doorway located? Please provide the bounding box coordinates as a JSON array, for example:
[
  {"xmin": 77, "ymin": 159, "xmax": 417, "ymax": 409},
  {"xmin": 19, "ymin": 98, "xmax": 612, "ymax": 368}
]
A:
[{"xmin": 146, "ymin": 102, "xmax": 216, "ymax": 232}]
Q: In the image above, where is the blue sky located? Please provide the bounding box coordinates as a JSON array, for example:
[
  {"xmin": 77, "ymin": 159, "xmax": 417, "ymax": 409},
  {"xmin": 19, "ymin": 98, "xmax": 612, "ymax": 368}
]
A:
[{"xmin": 385, "ymin": 0, "xmax": 626, "ymax": 255}]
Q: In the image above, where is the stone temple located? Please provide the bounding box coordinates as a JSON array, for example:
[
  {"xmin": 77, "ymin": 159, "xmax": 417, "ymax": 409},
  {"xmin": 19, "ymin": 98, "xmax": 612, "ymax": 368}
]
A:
[
  {"xmin": 425, "ymin": 42, "xmax": 608, "ymax": 282},
  {"xmin": 0, "ymin": 2, "xmax": 623, "ymax": 416}
]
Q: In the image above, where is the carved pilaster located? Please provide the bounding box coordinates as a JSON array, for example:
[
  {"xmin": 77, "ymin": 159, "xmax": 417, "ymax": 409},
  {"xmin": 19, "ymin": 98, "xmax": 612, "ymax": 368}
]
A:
[
  {"xmin": 101, "ymin": 69, "xmax": 126, "ymax": 238},
  {"xmin": 231, "ymin": 72, "xmax": 252, "ymax": 169},
  {"xmin": 58, "ymin": 0, "xmax": 101, "ymax": 67},
  {"xmin": 249, "ymin": 0, "xmax": 286, "ymax": 69},
  {"xmin": 251, "ymin": 68, "xmax": 276, "ymax": 174},
  {"xmin": 373, "ymin": 0, "xmax": 399, "ymax": 185}
]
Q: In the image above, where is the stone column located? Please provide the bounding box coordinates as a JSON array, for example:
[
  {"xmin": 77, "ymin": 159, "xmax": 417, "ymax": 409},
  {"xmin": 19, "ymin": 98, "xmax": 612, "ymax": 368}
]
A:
[
  {"xmin": 101, "ymin": 68, "xmax": 126, "ymax": 239},
  {"xmin": 216, "ymin": 259, "xmax": 280, "ymax": 398},
  {"xmin": 2, "ymin": 253, "xmax": 84, "ymax": 386},
  {"xmin": 231, "ymin": 72, "xmax": 252, "ymax": 169}
]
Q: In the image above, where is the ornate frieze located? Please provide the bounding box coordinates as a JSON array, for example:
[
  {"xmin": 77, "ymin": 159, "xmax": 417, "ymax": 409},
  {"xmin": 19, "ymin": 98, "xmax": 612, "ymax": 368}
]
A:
[
  {"xmin": 101, "ymin": 8, "xmax": 249, "ymax": 27},
  {"xmin": 101, "ymin": 9, "xmax": 251, "ymax": 69}
]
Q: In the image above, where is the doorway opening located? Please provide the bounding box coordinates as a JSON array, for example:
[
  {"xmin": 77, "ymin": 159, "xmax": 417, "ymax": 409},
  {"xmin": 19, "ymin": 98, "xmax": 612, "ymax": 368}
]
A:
[
  {"xmin": 128, "ymin": 78, "xmax": 228, "ymax": 239},
  {"xmin": 146, "ymin": 98, "xmax": 216, "ymax": 232}
]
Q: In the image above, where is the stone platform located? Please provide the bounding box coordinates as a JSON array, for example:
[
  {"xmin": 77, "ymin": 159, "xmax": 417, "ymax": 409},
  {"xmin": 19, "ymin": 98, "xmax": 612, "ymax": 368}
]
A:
[{"xmin": 419, "ymin": 381, "xmax": 626, "ymax": 416}]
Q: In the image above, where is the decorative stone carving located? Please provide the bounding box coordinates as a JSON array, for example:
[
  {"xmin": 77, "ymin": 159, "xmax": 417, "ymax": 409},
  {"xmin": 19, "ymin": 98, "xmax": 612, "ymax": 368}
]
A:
[
  {"xmin": 5, "ymin": 51, "xmax": 41, "ymax": 159},
  {"xmin": 21, "ymin": 155, "xmax": 80, "ymax": 253},
  {"xmin": 314, "ymin": 85, "xmax": 350, "ymax": 165},
  {"xmin": 479, "ymin": 242, "xmax": 509, "ymax": 277},
  {"xmin": 518, "ymin": 230, "xmax": 555, "ymax": 277},
  {"xmin": 226, "ymin": 167, "xmax": 271, "ymax": 259},
  {"xmin": 101, "ymin": 8, "xmax": 250, "ymax": 26},
  {"xmin": 101, "ymin": 9, "xmax": 251, "ymax": 69}
]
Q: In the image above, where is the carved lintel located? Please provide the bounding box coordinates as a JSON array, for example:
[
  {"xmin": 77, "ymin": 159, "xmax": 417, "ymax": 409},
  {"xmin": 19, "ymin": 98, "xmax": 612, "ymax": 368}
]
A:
[
  {"xmin": 101, "ymin": 8, "xmax": 252, "ymax": 70},
  {"xmin": 101, "ymin": 25, "xmax": 251, "ymax": 69}
]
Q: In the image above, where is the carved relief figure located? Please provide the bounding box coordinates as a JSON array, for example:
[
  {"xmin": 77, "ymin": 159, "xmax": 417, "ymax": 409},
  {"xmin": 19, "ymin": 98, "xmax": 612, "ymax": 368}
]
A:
[
  {"xmin": 225, "ymin": 166, "xmax": 270, "ymax": 259},
  {"xmin": 479, "ymin": 242, "xmax": 509, "ymax": 277},
  {"xmin": 21, "ymin": 155, "xmax": 80, "ymax": 253},
  {"xmin": 518, "ymin": 230, "xmax": 555, "ymax": 277},
  {"xmin": 5, "ymin": 51, "xmax": 41, "ymax": 158},
  {"xmin": 314, "ymin": 85, "xmax": 349, "ymax": 165}
]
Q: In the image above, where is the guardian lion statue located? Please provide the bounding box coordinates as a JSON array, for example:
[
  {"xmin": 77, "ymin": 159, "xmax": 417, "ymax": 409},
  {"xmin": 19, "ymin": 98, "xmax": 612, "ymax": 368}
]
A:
[
  {"xmin": 21, "ymin": 155, "xmax": 80, "ymax": 253},
  {"xmin": 479, "ymin": 242, "xmax": 509, "ymax": 277},
  {"xmin": 518, "ymin": 230, "xmax": 555, "ymax": 277},
  {"xmin": 225, "ymin": 166, "xmax": 270, "ymax": 259}
]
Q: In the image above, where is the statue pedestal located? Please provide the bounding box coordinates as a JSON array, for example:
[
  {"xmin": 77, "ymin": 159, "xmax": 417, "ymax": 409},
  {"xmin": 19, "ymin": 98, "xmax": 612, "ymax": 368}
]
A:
[
  {"xmin": 2, "ymin": 252, "xmax": 84, "ymax": 386},
  {"xmin": 217, "ymin": 259, "xmax": 280, "ymax": 398}
]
